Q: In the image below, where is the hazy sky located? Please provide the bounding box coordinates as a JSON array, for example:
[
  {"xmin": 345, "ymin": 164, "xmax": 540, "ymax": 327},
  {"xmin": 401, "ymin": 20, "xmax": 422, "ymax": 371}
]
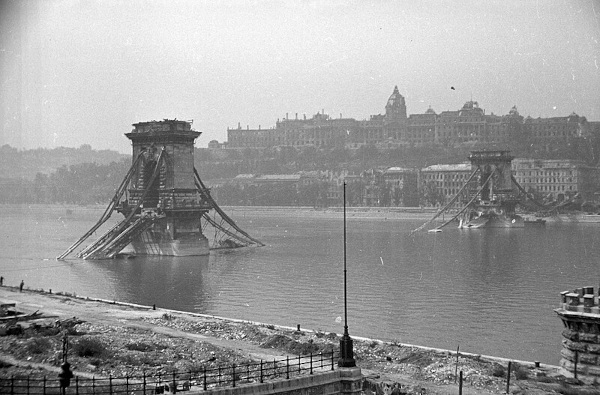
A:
[{"xmin": 1, "ymin": 0, "xmax": 599, "ymax": 153}]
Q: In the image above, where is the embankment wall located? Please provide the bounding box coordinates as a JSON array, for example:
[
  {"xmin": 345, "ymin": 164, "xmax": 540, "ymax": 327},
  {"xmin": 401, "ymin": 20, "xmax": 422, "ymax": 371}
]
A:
[{"xmin": 185, "ymin": 368, "xmax": 362, "ymax": 395}]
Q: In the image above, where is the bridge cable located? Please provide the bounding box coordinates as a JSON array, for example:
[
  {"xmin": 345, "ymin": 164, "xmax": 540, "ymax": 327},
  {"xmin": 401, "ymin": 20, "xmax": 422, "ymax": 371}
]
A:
[
  {"xmin": 410, "ymin": 168, "xmax": 480, "ymax": 234},
  {"xmin": 56, "ymin": 151, "xmax": 145, "ymax": 260},
  {"xmin": 79, "ymin": 149, "xmax": 166, "ymax": 259},
  {"xmin": 432, "ymin": 169, "xmax": 498, "ymax": 230},
  {"xmin": 510, "ymin": 175, "xmax": 548, "ymax": 208},
  {"xmin": 194, "ymin": 167, "xmax": 264, "ymax": 246}
]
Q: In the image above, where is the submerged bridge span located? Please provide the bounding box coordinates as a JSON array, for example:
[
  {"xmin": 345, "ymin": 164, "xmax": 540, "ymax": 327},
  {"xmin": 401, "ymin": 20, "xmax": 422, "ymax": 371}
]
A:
[{"xmin": 58, "ymin": 119, "xmax": 263, "ymax": 260}]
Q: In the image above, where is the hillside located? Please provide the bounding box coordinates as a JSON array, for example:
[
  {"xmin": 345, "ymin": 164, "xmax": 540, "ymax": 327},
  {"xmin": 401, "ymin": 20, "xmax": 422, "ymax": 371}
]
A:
[{"xmin": 1, "ymin": 144, "xmax": 129, "ymax": 180}]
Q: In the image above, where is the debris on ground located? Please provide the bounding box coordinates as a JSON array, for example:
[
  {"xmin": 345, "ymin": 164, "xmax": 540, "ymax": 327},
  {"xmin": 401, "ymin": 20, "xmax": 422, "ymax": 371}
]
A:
[{"xmin": 0, "ymin": 293, "xmax": 596, "ymax": 394}]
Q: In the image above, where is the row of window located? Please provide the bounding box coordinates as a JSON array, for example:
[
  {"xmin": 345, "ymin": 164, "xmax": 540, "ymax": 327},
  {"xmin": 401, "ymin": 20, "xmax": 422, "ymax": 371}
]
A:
[
  {"xmin": 517, "ymin": 177, "xmax": 576, "ymax": 183},
  {"xmin": 519, "ymin": 170, "xmax": 575, "ymax": 176}
]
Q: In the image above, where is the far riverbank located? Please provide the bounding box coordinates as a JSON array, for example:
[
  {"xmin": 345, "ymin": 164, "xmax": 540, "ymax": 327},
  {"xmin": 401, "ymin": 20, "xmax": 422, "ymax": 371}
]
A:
[
  {"xmin": 224, "ymin": 205, "xmax": 439, "ymax": 221},
  {"xmin": 0, "ymin": 203, "xmax": 439, "ymax": 221}
]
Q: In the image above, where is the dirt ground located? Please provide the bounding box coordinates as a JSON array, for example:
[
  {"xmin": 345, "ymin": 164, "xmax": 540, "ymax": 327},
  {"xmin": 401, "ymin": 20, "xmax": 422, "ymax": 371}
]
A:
[{"xmin": 1, "ymin": 286, "xmax": 598, "ymax": 394}]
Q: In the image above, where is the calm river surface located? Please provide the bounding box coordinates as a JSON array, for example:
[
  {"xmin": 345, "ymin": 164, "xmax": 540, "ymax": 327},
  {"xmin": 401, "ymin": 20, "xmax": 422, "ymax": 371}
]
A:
[{"xmin": 1, "ymin": 204, "xmax": 600, "ymax": 365}]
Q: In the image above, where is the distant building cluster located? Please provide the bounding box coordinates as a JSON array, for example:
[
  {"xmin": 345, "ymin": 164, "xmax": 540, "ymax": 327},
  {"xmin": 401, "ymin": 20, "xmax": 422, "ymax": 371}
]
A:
[
  {"xmin": 224, "ymin": 86, "xmax": 596, "ymax": 150},
  {"xmin": 206, "ymin": 86, "xmax": 600, "ymax": 208},
  {"xmin": 207, "ymin": 157, "xmax": 600, "ymax": 208},
  {"xmin": 420, "ymin": 158, "xmax": 600, "ymax": 206}
]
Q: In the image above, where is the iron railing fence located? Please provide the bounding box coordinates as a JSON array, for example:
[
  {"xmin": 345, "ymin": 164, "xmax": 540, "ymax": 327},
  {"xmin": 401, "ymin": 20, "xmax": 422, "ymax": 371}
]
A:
[{"xmin": 0, "ymin": 350, "xmax": 338, "ymax": 394}]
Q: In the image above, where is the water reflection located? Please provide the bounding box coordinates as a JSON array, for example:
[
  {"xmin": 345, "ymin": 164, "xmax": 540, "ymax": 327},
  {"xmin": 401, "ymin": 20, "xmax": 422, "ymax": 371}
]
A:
[
  {"xmin": 84, "ymin": 255, "xmax": 212, "ymax": 311},
  {"xmin": 464, "ymin": 229, "xmax": 523, "ymax": 287}
]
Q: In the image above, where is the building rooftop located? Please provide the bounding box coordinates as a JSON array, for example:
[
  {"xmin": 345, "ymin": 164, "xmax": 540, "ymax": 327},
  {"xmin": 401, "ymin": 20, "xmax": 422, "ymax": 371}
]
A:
[
  {"xmin": 422, "ymin": 163, "xmax": 472, "ymax": 172},
  {"xmin": 256, "ymin": 174, "xmax": 302, "ymax": 181},
  {"xmin": 386, "ymin": 167, "xmax": 416, "ymax": 173}
]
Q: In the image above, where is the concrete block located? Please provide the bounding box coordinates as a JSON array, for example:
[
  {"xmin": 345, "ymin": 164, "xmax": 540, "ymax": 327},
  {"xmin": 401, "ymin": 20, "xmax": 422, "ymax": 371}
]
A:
[
  {"xmin": 563, "ymin": 339, "xmax": 587, "ymax": 352},
  {"xmin": 582, "ymin": 364, "xmax": 600, "ymax": 377},
  {"xmin": 588, "ymin": 343, "xmax": 600, "ymax": 354},
  {"xmin": 579, "ymin": 353, "xmax": 598, "ymax": 365},
  {"xmin": 561, "ymin": 347, "xmax": 577, "ymax": 362},
  {"xmin": 562, "ymin": 329, "xmax": 579, "ymax": 341},
  {"xmin": 580, "ymin": 333, "xmax": 598, "ymax": 343}
]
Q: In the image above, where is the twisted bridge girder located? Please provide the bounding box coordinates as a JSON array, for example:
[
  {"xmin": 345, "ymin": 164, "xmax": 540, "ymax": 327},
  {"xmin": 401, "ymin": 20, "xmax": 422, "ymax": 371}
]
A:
[
  {"xmin": 57, "ymin": 150, "xmax": 263, "ymax": 260},
  {"xmin": 194, "ymin": 167, "xmax": 265, "ymax": 248},
  {"xmin": 56, "ymin": 150, "xmax": 147, "ymax": 260},
  {"xmin": 411, "ymin": 168, "xmax": 480, "ymax": 234}
]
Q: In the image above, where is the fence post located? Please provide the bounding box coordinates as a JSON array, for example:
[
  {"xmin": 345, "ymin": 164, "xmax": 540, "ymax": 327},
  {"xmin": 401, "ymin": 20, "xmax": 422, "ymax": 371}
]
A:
[
  {"xmin": 331, "ymin": 350, "xmax": 334, "ymax": 370},
  {"xmin": 260, "ymin": 360, "xmax": 264, "ymax": 383},
  {"xmin": 286, "ymin": 356, "xmax": 290, "ymax": 379},
  {"xmin": 143, "ymin": 372, "xmax": 146, "ymax": 395},
  {"xmin": 27, "ymin": 375, "xmax": 30, "ymax": 395},
  {"xmin": 506, "ymin": 361, "xmax": 511, "ymax": 394},
  {"xmin": 126, "ymin": 375, "xmax": 129, "ymax": 394},
  {"xmin": 310, "ymin": 353, "xmax": 313, "ymax": 374},
  {"xmin": 218, "ymin": 366, "xmax": 222, "ymax": 386},
  {"xmin": 455, "ymin": 345, "xmax": 460, "ymax": 383},
  {"xmin": 172, "ymin": 371, "xmax": 177, "ymax": 394},
  {"xmin": 43, "ymin": 376, "xmax": 47, "ymax": 395},
  {"xmin": 320, "ymin": 352, "xmax": 323, "ymax": 369},
  {"xmin": 203, "ymin": 367, "xmax": 207, "ymax": 391},
  {"xmin": 574, "ymin": 351, "xmax": 579, "ymax": 379},
  {"xmin": 109, "ymin": 375, "xmax": 113, "ymax": 395},
  {"xmin": 76, "ymin": 375, "xmax": 79, "ymax": 395},
  {"xmin": 92, "ymin": 376, "xmax": 95, "ymax": 395},
  {"xmin": 232, "ymin": 364, "xmax": 236, "ymax": 388},
  {"xmin": 459, "ymin": 370, "xmax": 463, "ymax": 395}
]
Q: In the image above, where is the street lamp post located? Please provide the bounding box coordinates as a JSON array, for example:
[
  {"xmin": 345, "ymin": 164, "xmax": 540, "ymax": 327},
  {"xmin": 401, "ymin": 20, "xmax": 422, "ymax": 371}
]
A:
[
  {"xmin": 339, "ymin": 181, "xmax": 356, "ymax": 368},
  {"xmin": 58, "ymin": 333, "xmax": 73, "ymax": 395}
]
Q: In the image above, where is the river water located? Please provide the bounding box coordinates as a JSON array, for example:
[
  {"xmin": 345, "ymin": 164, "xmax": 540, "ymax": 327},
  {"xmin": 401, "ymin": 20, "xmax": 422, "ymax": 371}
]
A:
[{"xmin": 1, "ymin": 204, "xmax": 599, "ymax": 365}]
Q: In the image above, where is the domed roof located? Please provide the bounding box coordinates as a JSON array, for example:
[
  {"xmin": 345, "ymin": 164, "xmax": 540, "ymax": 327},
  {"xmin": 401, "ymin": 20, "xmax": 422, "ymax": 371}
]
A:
[
  {"xmin": 386, "ymin": 86, "xmax": 405, "ymax": 108},
  {"xmin": 461, "ymin": 100, "xmax": 478, "ymax": 110},
  {"xmin": 459, "ymin": 100, "xmax": 483, "ymax": 116},
  {"xmin": 509, "ymin": 105, "xmax": 520, "ymax": 116},
  {"xmin": 425, "ymin": 106, "xmax": 436, "ymax": 115},
  {"xmin": 383, "ymin": 86, "xmax": 407, "ymax": 121}
]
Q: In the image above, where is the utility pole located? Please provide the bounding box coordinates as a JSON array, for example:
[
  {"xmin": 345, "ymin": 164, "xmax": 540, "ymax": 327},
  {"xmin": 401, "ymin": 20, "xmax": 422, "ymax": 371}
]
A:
[{"xmin": 339, "ymin": 182, "xmax": 356, "ymax": 368}]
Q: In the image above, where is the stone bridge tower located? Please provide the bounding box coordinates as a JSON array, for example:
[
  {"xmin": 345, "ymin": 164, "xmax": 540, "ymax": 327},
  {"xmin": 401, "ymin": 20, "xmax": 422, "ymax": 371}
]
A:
[
  {"xmin": 117, "ymin": 119, "xmax": 211, "ymax": 256},
  {"xmin": 468, "ymin": 150, "xmax": 517, "ymax": 202},
  {"xmin": 57, "ymin": 118, "xmax": 263, "ymax": 260}
]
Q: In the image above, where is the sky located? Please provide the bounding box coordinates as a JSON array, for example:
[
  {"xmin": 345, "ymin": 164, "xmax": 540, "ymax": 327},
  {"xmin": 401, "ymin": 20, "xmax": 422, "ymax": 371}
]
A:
[{"xmin": 1, "ymin": 0, "xmax": 599, "ymax": 153}]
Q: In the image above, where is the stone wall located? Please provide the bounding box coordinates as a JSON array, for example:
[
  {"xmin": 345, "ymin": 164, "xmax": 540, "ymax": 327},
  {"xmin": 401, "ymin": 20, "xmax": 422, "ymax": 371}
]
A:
[
  {"xmin": 555, "ymin": 286, "xmax": 600, "ymax": 384},
  {"xmin": 190, "ymin": 368, "xmax": 362, "ymax": 395}
]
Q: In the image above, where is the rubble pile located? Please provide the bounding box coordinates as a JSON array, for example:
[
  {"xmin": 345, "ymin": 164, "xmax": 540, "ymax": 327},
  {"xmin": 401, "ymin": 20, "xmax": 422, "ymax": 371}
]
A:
[
  {"xmin": 1, "ymin": 319, "xmax": 251, "ymax": 379},
  {"xmin": 143, "ymin": 315, "xmax": 271, "ymax": 342},
  {"xmin": 143, "ymin": 316, "xmax": 338, "ymax": 355}
]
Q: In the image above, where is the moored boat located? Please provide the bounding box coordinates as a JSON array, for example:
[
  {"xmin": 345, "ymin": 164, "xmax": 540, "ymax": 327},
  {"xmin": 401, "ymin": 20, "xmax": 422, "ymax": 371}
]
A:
[
  {"xmin": 524, "ymin": 218, "xmax": 546, "ymax": 225},
  {"xmin": 459, "ymin": 206, "xmax": 524, "ymax": 229}
]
